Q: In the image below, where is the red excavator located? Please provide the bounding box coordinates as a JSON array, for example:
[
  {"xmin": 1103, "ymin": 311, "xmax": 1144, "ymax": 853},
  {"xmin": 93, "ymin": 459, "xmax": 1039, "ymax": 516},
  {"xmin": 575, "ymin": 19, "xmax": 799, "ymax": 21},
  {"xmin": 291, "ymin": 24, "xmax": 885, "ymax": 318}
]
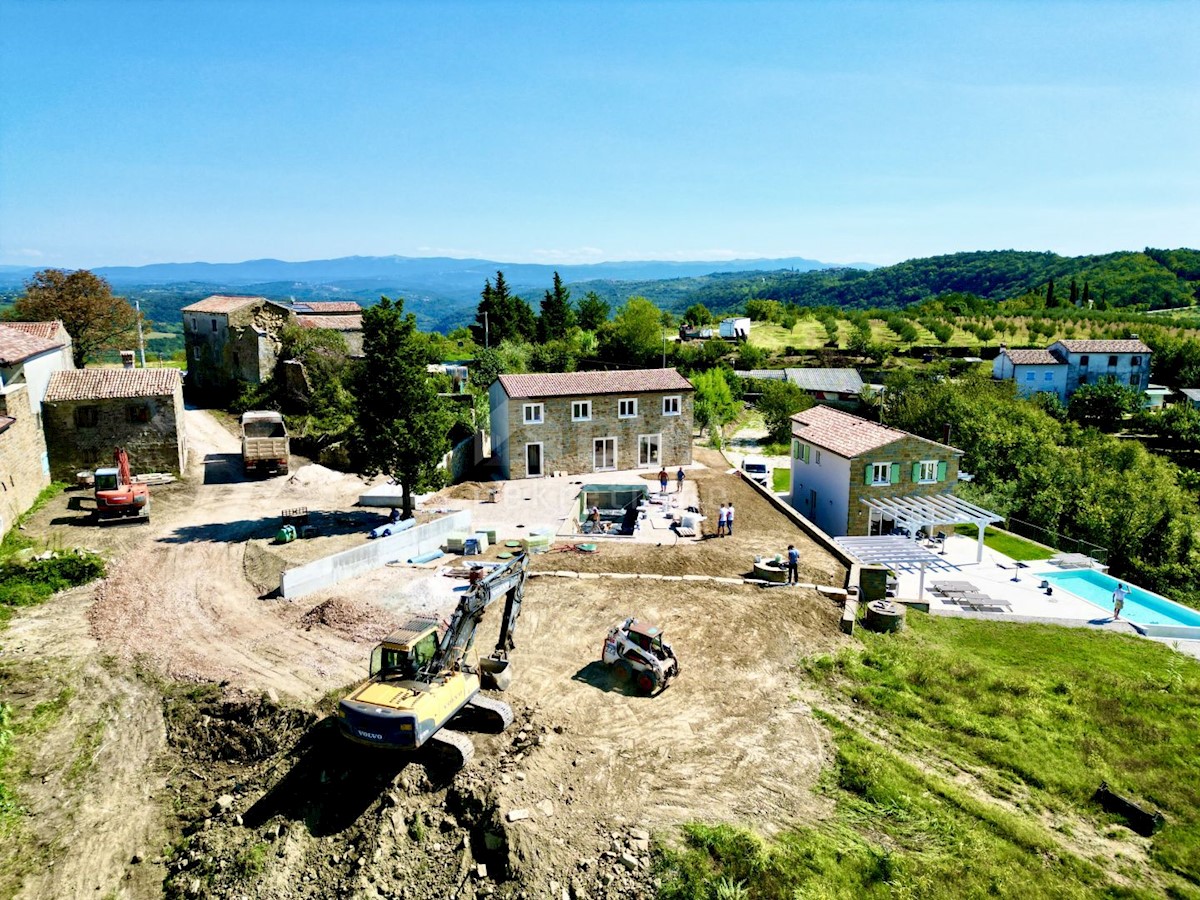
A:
[{"xmin": 93, "ymin": 447, "xmax": 151, "ymax": 524}]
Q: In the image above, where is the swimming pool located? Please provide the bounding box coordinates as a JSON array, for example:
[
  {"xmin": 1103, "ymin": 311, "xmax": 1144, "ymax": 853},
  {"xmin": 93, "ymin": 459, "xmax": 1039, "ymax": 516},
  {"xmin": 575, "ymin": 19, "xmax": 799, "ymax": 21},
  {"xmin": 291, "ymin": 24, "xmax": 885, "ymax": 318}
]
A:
[{"xmin": 1039, "ymin": 569, "xmax": 1200, "ymax": 639}]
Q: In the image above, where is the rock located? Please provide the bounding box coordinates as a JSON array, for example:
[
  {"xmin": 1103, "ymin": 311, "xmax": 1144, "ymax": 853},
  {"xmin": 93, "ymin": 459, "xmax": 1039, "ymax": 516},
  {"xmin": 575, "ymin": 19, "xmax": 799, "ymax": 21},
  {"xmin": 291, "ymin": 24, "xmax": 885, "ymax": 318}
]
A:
[
  {"xmin": 619, "ymin": 853, "xmax": 639, "ymax": 871},
  {"xmin": 233, "ymin": 814, "xmax": 244, "ymax": 827},
  {"xmin": 476, "ymin": 863, "xmax": 488, "ymax": 879},
  {"xmin": 536, "ymin": 799, "xmax": 555, "ymax": 818},
  {"xmin": 515, "ymin": 771, "xmax": 526, "ymax": 781},
  {"xmin": 187, "ymin": 878, "xmax": 202, "ymax": 897},
  {"xmin": 357, "ymin": 856, "xmax": 367, "ymax": 868},
  {"xmin": 630, "ymin": 838, "xmax": 649, "ymax": 853},
  {"xmin": 213, "ymin": 794, "xmax": 235, "ymax": 813},
  {"xmin": 507, "ymin": 808, "xmax": 530, "ymax": 822},
  {"xmin": 266, "ymin": 687, "xmax": 279, "ymax": 705},
  {"xmin": 500, "ymin": 774, "xmax": 511, "ymax": 785},
  {"xmin": 629, "ymin": 828, "xmax": 649, "ymax": 841},
  {"xmin": 130, "ymin": 852, "xmax": 143, "ymax": 865},
  {"xmin": 599, "ymin": 872, "xmax": 613, "ymax": 886}
]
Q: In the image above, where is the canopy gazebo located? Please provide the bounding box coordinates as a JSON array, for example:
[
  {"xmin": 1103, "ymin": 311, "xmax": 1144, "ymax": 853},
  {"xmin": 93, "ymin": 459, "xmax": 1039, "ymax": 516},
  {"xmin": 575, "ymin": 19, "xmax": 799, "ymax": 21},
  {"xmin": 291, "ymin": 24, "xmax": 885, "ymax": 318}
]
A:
[{"xmin": 859, "ymin": 493, "xmax": 1004, "ymax": 564}]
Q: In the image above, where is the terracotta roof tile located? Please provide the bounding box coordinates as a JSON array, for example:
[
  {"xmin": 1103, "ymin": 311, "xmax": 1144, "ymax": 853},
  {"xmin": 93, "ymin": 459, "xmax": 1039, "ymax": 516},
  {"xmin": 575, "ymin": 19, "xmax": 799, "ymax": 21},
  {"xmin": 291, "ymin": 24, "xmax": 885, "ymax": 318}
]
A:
[
  {"xmin": 295, "ymin": 314, "xmax": 363, "ymax": 331},
  {"xmin": 497, "ymin": 368, "xmax": 693, "ymax": 398},
  {"xmin": 292, "ymin": 301, "xmax": 362, "ymax": 313},
  {"xmin": 43, "ymin": 368, "xmax": 181, "ymax": 402},
  {"xmin": 1053, "ymin": 339, "xmax": 1150, "ymax": 354},
  {"xmin": 4, "ymin": 321, "xmax": 69, "ymax": 347},
  {"xmin": 791, "ymin": 405, "xmax": 961, "ymax": 458},
  {"xmin": 1001, "ymin": 348, "xmax": 1061, "ymax": 365},
  {"xmin": 180, "ymin": 295, "xmax": 268, "ymax": 314},
  {"xmin": 0, "ymin": 324, "xmax": 60, "ymax": 366}
]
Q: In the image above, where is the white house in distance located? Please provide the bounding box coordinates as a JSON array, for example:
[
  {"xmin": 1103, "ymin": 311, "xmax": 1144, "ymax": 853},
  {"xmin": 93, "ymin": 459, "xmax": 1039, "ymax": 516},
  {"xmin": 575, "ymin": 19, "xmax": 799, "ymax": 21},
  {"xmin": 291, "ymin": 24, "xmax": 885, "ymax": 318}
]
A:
[{"xmin": 993, "ymin": 338, "xmax": 1151, "ymax": 404}]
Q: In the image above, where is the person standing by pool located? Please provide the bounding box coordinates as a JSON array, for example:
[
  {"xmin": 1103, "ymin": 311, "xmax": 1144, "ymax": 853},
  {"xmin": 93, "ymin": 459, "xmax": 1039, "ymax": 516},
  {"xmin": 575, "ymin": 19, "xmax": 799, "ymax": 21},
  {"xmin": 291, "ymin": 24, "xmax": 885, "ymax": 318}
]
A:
[{"xmin": 1112, "ymin": 582, "xmax": 1129, "ymax": 620}]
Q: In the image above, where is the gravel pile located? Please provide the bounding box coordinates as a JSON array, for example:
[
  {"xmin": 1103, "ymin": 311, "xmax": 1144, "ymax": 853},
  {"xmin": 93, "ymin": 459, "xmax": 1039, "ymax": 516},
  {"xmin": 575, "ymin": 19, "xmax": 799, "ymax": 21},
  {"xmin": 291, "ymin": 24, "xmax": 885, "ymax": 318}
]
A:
[{"xmin": 298, "ymin": 596, "xmax": 398, "ymax": 643}]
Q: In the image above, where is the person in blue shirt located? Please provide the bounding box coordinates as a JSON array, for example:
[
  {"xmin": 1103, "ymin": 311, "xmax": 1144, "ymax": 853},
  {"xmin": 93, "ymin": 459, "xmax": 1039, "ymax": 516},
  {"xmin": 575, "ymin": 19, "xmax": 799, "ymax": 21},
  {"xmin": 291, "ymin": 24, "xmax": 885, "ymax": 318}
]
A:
[{"xmin": 786, "ymin": 544, "xmax": 800, "ymax": 585}]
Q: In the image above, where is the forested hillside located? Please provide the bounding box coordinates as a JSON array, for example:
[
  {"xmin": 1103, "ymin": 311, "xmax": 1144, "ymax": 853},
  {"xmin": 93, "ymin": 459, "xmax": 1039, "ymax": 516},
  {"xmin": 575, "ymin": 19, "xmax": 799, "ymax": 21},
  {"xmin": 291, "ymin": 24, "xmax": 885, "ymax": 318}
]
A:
[{"xmin": 575, "ymin": 248, "xmax": 1200, "ymax": 317}]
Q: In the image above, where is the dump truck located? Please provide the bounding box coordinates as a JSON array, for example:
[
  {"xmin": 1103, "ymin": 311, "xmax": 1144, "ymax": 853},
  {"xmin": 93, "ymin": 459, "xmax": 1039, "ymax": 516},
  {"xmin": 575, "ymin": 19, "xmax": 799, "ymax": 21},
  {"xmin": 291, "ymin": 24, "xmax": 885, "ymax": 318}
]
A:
[
  {"xmin": 337, "ymin": 553, "xmax": 528, "ymax": 766},
  {"xmin": 93, "ymin": 447, "xmax": 151, "ymax": 524},
  {"xmin": 240, "ymin": 411, "xmax": 289, "ymax": 476}
]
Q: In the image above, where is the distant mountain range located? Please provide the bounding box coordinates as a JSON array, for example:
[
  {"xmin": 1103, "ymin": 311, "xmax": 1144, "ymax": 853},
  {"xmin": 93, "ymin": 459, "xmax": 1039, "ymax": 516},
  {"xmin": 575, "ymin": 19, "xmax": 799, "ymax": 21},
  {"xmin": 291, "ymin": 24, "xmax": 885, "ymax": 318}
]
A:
[{"xmin": 0, "ymin": 254, "xmax": 865, "ymax": 331}]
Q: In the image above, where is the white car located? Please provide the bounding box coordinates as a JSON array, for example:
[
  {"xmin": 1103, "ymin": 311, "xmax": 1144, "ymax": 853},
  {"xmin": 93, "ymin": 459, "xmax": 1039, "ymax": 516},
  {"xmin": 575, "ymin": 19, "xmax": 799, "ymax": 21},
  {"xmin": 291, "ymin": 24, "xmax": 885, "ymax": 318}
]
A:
[{"xmin": 742, "ymin": 458, "xmax": 770, "ymax": 486}]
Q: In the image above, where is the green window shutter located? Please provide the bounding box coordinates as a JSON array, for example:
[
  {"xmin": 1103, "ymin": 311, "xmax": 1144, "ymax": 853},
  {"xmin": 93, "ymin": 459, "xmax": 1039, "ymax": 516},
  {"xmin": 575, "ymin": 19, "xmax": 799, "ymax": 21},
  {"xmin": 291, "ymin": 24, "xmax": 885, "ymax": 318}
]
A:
[
  {"xmin": 802, "ymin": 444, "xmax": 810, "ymax": 463},
  {"xmin": 890, "ymin": 463, "xmax": 900, "ymax": 485},
  {"xmin": 864, "ymin": 465, "xmax": 874, "ymax": 486},
  {"xmin": 937, "ymin": 460, "xmax": 948, "ymax": 482},
  {"xmin": 911, "ymin": 462, "xmax": 920, "ymax": 483},
  {"xmin": 792, "ymin": 440, "xmax": 799, "ymax": 459}
]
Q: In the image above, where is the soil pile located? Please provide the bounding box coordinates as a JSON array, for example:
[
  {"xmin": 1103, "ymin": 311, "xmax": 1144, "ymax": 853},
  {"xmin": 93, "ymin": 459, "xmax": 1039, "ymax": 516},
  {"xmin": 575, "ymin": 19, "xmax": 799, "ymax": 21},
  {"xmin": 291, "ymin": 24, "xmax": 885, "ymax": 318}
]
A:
[{"xmin": 298, "ymin": 597, "xmax": 400, "ymax": 643}]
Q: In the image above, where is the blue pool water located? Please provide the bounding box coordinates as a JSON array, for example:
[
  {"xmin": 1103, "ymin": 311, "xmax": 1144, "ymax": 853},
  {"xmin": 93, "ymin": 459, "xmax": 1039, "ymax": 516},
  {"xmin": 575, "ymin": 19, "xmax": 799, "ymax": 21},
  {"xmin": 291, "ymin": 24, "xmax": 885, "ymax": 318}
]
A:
[{"xmin": 1039, "ymin": 569, "xmax": 1200, "ymax": 628}]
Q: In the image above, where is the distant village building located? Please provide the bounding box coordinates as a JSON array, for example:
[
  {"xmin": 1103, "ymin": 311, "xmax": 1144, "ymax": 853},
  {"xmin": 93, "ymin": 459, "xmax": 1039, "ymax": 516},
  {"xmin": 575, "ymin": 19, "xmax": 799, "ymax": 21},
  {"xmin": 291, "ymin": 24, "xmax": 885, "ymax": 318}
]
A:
[
  {"xmin": 292, "ymin": 301, "xmax": 364, "ymax": 355},
  {"xmin": 181, "ymin": 295, "xmax": 292, "ymax": 399},
  {"xmin": 489, "ymin": 369, "xmax": 694, "ymax": 479},
  {"xmin": 41, "ymin": 368, "xmax": 187, "ymax": 479},
  {"xmin": 0, "ymin": 321, "xmax": 75, "ymax": 415},
  {"xmin": 789, "ymin": 405, "xmax": 963, "ymax": 537},
  {"xmin": 992, "ymin": 339, "xmax": 1151, "ymax": 405}
]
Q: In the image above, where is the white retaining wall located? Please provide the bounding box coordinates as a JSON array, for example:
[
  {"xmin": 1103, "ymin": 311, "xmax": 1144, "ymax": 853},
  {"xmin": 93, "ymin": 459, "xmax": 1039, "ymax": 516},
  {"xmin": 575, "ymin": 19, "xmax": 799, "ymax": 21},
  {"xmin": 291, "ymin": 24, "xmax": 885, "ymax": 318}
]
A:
[{"xmin": 281, "ymin": 510, "xmax": 472, "ymax": 599}]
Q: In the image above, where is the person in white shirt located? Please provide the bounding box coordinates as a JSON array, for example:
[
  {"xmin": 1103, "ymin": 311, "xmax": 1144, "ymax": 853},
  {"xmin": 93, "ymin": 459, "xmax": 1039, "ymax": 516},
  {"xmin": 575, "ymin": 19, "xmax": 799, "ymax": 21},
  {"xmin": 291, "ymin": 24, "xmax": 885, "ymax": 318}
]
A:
[
  {"xmin": 716, "ymin": 503, "xmax": 727, "ymax": 537},
  {"xmin": 726, "ymin": 503, "xmax": 735, "ymax": 536}
]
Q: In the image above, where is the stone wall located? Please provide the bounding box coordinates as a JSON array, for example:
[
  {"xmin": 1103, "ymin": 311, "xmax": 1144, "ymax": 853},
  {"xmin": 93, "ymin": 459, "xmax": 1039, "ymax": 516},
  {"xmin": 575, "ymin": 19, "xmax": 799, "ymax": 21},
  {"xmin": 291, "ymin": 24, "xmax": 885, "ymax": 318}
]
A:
[
  {"xmin": 0, "ymin": 384, "xmax": 50, "ymax": 538},
  {"xmin": 42, "ymin": 385, "xmax": 187, "ymax": 479},
  {"xmin": 504, "ymin": 390, "xmax": 694, "ymax": 479},
  {"xmin": 845, "ymin": 436, "xmax": 961, "ymax": 536},
  {"xmin": 183, "ymin": 302, "xmax": 293, "ymax": 400}
]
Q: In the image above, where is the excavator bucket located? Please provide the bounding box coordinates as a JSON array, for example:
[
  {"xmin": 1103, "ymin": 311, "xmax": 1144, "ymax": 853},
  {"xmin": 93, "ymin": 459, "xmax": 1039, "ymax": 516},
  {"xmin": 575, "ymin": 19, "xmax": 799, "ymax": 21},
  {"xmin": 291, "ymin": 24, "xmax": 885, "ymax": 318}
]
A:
[{"xmin": 479, "ymin": 654, "xmax": 512, "ymax": 691}]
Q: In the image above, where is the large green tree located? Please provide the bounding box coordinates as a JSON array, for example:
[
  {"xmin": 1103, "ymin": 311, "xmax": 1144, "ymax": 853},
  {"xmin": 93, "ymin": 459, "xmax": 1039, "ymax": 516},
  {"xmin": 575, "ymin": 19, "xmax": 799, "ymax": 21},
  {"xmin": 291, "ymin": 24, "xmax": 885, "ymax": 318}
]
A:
[
  {"xmin": 10, "ymin": 268, "xmax": 139, "ymax": 367},
  {"xmin": 576, "ymin": 291, "xmax": 610, "ymax": 331},
  {"xmin": 601, "ymin": 296, "xmax": 665, "ymax": 366},
  {"xmin": 471, "ymin": 271, "xmax": 536, "ymax": 346},
  {"xmin": 354, "ymin": 297, "xmax": 453, "ymax": 519},
  {"xmin": 756, "ymin": 379, "xmax": 813, "ymax": 443},
  {"xmin": 692, "ymin": 368, "xmax": 740, "ymax": 440},
  {"xmin": 538, "ymin": 271, "xmax": 574, "ymax": 342}
]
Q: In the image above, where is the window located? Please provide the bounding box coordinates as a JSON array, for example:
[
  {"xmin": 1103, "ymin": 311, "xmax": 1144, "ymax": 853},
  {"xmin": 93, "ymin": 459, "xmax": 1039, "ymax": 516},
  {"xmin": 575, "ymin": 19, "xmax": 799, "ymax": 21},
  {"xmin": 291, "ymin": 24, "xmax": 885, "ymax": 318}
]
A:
[
  {"xmin": 1108, "ymin": 355, "xmax": 1118, "ymax": 366},
  {"xmin": 793, "ymin": 441, "xmax": 810, "ymax": 463},
  {"xmin": 618, "ymin": 398, "xmax": 638, "ymax": 418},
  {"xmin": 1129, "ymin": 374, "xmax": 1140, "ymax": 387},
  {"xmin": 191, "ymin": 346, "xmax": 200, "ymax": 361},
  {"xmin": 571, "ymin": 400, "xmax": 591, "ymax": 422},
  {"xmin": 871, "ymin": 462, "xmax": 891, "ymax": 485},
  {"xmin": 211, "ymin": 318, "xmax": 218, "ymax": 332},
  {"xmin": 523, "ymin": 403, "xmax": 544, "ymax": 424},
  {"xmin": 126, "ymin": 404, "xmax": 151, "ymax": 424},
  {"xmin": 74, "ymin": 406, "xmax": 99, "ymax": 428},
  {"xmin": 917, "ymin": 460, "xmax": 939, "ymax": 483},
  {"xmin": 1044, "ymin": 372, "xmax": 1054, "ymax": 382},
  {"xmin": 662, "ymin": 395, "xmax": 681, "ymax": 416},
  {"xmin": 1132, "ymin": 356, "xmax": 1142, "ymax": 366},
  {"xmin": 814, "ymin": 449, "xmax": 821, "ymax": 465},
  {"xmin": 1079, "ymin": 355, "xmax": 1089, "ymax": 367},
  {"xmin": 1024, "ymin": 371, "xmax": 1035, "ymax": 382}
]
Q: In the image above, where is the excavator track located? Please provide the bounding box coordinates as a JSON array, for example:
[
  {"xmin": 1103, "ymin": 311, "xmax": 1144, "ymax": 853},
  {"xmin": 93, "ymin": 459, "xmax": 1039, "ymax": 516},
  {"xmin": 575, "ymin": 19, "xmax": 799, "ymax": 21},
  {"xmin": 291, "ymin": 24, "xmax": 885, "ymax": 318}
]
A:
[
  {"xmin": 466, "ymin": 694, "xmax": 515, "ymax": 732},
  {"xmin": 429, "ymin": 728, "xmax": 476, "ymax": 767}
]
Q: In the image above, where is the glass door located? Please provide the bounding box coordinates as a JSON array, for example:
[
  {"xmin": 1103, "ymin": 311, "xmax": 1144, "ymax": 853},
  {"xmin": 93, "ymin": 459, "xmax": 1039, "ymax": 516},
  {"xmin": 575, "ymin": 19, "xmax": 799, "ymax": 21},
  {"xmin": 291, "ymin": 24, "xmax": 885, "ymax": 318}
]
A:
[
  {"xmin": 593, "ymin": 437, "xmax": 617, "ymax": 471},
  {"xmin": 638, "ymin": 434, "xmax": 661, "ymax": 468},
  {"xmin": 525, "ymin": 443, "xmax": 543, "ymax": 477}
]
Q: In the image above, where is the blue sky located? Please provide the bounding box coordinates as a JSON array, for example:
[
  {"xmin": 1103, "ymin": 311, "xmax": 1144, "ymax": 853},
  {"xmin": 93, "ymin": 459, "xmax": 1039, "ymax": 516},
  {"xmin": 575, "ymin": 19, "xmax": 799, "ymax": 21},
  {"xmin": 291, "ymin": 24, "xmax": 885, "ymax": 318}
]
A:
[{"xmin": 1, "ymin": 0, "xmax": 1196, "ymax": 268}]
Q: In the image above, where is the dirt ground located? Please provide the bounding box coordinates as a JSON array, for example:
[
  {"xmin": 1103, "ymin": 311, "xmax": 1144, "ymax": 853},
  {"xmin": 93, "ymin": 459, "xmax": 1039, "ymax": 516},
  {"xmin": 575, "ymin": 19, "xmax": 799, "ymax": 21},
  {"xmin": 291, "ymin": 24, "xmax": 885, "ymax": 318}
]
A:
[{"xmin": 0, "ymin": 412, "xmax": 851, "ymax": 899}]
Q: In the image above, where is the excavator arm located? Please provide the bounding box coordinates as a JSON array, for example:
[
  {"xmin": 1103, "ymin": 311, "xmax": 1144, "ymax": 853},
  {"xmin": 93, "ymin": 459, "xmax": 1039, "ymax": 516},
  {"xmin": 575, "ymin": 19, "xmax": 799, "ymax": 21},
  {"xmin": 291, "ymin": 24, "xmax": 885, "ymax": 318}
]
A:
[{"xmin": 419, "ymin": 553, "xmax": 528, "ymax": 685}]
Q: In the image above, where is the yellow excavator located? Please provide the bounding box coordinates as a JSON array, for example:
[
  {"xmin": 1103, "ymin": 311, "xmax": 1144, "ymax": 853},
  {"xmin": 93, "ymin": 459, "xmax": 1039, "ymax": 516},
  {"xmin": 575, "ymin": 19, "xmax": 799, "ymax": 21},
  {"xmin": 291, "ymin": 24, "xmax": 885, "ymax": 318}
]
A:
[{"xmin": 336, "ymin": 553, "xmax": 528, "ymax": 766}]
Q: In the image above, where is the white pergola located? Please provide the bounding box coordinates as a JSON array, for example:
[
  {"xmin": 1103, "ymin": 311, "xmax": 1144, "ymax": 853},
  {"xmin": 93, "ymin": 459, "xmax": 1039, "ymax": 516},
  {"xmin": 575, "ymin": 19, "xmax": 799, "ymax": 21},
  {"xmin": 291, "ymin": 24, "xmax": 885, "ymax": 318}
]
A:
[
  {"xmin": 860, "ymin": 493, "xmax": 1004, "ymax": 563},
  {"xmin": 834, "ymin": 535, "xmax": 959, "ymax": 600}
]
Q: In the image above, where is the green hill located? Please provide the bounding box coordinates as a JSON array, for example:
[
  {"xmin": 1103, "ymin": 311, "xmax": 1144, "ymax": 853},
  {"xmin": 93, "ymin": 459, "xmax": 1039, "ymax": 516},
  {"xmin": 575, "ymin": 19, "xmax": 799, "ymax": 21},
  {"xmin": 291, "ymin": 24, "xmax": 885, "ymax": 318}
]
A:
[{"xmin": 573, "ymin": 248, "xmax": 1200, "ymax": 317}]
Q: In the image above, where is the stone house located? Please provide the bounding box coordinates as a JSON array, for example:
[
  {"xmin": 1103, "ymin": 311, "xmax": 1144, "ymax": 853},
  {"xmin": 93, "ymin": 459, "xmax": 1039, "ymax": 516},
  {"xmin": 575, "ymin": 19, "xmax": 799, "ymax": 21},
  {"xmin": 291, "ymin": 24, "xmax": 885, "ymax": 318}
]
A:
[
  {"xmin": 489, "ymin": 369, "xmax": 694, "ymax": 479},
  {"xmin": 0, "ymin": 382, "xmax": 50, "ymax": 538},
  {"xmin": 292, "ymin": 301, "xmax": 364, "ymax": 356},
  {"xmin": 41, "ymin": 368, "xmax": 187, "ymax": 479},
  {"xmin": 0, "ymin": 321, "xmax": 75, "ymax": 415},
  {"xmin": 789, "ymin": 405, "xmax": 963, "ymax": 537},
  {"xmin": 181, "ymin": 295, "xmax": 293, "ymax": 399},
  {"xmin": 992, "ymin": 339, "xmax": 1150, "ymax": 405}
]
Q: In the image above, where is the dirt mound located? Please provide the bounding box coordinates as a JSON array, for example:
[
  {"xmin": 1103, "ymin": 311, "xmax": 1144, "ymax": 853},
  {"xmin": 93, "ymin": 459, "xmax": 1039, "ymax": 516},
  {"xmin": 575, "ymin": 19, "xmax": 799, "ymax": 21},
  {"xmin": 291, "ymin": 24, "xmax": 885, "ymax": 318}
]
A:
[
  {"xmin": 439, "ymin": 481, "xmax": 496, "ymax": 501},
  {"xmin": 298, "ymin": 597, "xmax": 399, "ymax": 643}
]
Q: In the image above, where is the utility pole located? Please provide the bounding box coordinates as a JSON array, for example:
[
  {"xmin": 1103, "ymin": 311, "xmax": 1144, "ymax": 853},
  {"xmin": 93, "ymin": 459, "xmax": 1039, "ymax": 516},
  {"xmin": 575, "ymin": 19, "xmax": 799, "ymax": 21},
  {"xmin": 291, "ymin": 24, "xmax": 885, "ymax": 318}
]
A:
[
  {"xmin": 135, "ymin": 299, "xmax": 146, "ymax": 367},
  {"xmin": 662, "ymin": 327, "xmax": 667, "ymax": 368}
]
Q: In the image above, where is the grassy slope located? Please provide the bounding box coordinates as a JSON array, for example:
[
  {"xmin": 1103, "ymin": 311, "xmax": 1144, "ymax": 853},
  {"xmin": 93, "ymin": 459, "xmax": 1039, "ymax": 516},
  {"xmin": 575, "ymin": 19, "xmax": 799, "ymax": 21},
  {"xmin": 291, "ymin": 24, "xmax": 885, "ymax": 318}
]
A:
[
  {"xmin": 955, "ymin": 524, "xmax": 1056, "ymax": 561},
  {"xmin": 657, "ymin": 614, "xmax": 1200, "ymax": 899}
]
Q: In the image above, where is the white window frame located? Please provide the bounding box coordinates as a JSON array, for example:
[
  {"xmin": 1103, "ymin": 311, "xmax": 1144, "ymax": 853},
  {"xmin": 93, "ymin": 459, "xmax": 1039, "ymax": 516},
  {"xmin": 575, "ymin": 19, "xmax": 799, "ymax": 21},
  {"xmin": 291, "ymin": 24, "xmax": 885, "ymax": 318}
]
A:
[
  {"xmin": 571, "ymin": 400, "xmax": 591, "ymax": 422},
  {"xmin": 638, "ymin": 433, "xmax": 662, "ymax": 468},
  {"xmin": 871, "ymin": 462, "xmax": 891, "ymax": 486},
  {"xmin": 618, "ymin": 398, "xmax": 638, "ymax": 419},
  {"xmin": 593, "ymin": 436, "xmax": 618, "ymax": 472},
  {"xmin": 523, "ymin": 403, "xmax": 544, "ymax": 425},
  {"xmin": 662, "ymin": 395, "xmax": 681, "ymax": 416},
  {"xmin": 524, "ymin": 442, "xmax": 544, "ymax": 478},
  {"xmin": 917, "ymin": 460, "xmax": 939, "ymax": 484}
]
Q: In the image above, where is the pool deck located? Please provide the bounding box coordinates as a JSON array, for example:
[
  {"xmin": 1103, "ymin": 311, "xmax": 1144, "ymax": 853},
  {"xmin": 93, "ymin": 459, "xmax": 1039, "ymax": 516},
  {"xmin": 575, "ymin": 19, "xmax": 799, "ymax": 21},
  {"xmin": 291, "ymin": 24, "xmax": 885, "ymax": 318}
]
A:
[{"xmin": 891, "ymin": 534, "xmax": 1200, "ymax": 659}]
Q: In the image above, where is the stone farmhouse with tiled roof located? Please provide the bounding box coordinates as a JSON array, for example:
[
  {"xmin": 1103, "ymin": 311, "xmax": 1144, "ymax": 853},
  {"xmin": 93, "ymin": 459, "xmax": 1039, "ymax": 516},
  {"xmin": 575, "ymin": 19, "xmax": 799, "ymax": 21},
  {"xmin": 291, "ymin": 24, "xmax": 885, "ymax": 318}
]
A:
[
  {"xmin": 181, "ymin": 295, "xmax": 293, "ymax": 399},
  {"xmin": 993, "ymin": 338, "xmax": 1151, "ymax": 404},
  {"xmin": 0, "ymin": 321, "xmax": 75, "ymax": 414},
  {"xmin": 41, "ymin": 368, "xmax": 187, "ymax": 479},
  {"xmin": 789, "ymin": 405, "xmax": 963, "ymax": 537},
  {"xmin": 292, "ymin": 301, "xmax": 364, "ymax": 355},
  {"xmin": 489, "ymin": 368, "xmax": 694, "ymax": 479}
]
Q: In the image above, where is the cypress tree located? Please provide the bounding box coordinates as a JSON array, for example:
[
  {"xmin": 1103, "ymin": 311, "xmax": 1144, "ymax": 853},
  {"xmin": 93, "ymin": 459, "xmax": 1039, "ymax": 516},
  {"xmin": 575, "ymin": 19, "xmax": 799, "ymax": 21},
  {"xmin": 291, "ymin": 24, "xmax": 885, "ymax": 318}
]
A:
[
  {"xmin": 1046, "ymin": 277, "xmax": 1056, "ymax": 308},
  {"xmin": 1069, "ymin": 278, "xmax": 1079, "ymax": 307},
  {"xmin": 538, "ymin": 271, "xmax": 574, "ymax": 342}
]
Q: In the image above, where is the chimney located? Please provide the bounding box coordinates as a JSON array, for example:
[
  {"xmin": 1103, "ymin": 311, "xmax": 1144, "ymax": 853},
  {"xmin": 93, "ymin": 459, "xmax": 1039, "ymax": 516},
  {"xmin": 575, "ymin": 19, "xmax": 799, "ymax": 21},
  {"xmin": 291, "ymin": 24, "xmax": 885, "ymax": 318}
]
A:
[
  {"xmin": 120, "ymin": 350, "xmax": 135, "ymax": 369},
  {"xmin": 943, "ymin": 423, "xmax": 953, "ymax": 445}
]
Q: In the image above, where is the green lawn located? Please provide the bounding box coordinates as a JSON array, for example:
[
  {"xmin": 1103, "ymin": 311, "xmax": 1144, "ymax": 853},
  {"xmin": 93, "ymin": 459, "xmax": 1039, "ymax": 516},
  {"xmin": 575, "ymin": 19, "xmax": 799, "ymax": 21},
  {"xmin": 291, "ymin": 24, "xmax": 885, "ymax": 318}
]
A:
[
  {"xmin": 657, "ymin": 613, "xmax": 1200, "ymax": 899},
  {"xmin": 956, "ymin": 524, "xmax": 1056, "ymax": 561},
  {"xmin": 771, "ymin": 467, "xmax": 790, "ymax": 493}
]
